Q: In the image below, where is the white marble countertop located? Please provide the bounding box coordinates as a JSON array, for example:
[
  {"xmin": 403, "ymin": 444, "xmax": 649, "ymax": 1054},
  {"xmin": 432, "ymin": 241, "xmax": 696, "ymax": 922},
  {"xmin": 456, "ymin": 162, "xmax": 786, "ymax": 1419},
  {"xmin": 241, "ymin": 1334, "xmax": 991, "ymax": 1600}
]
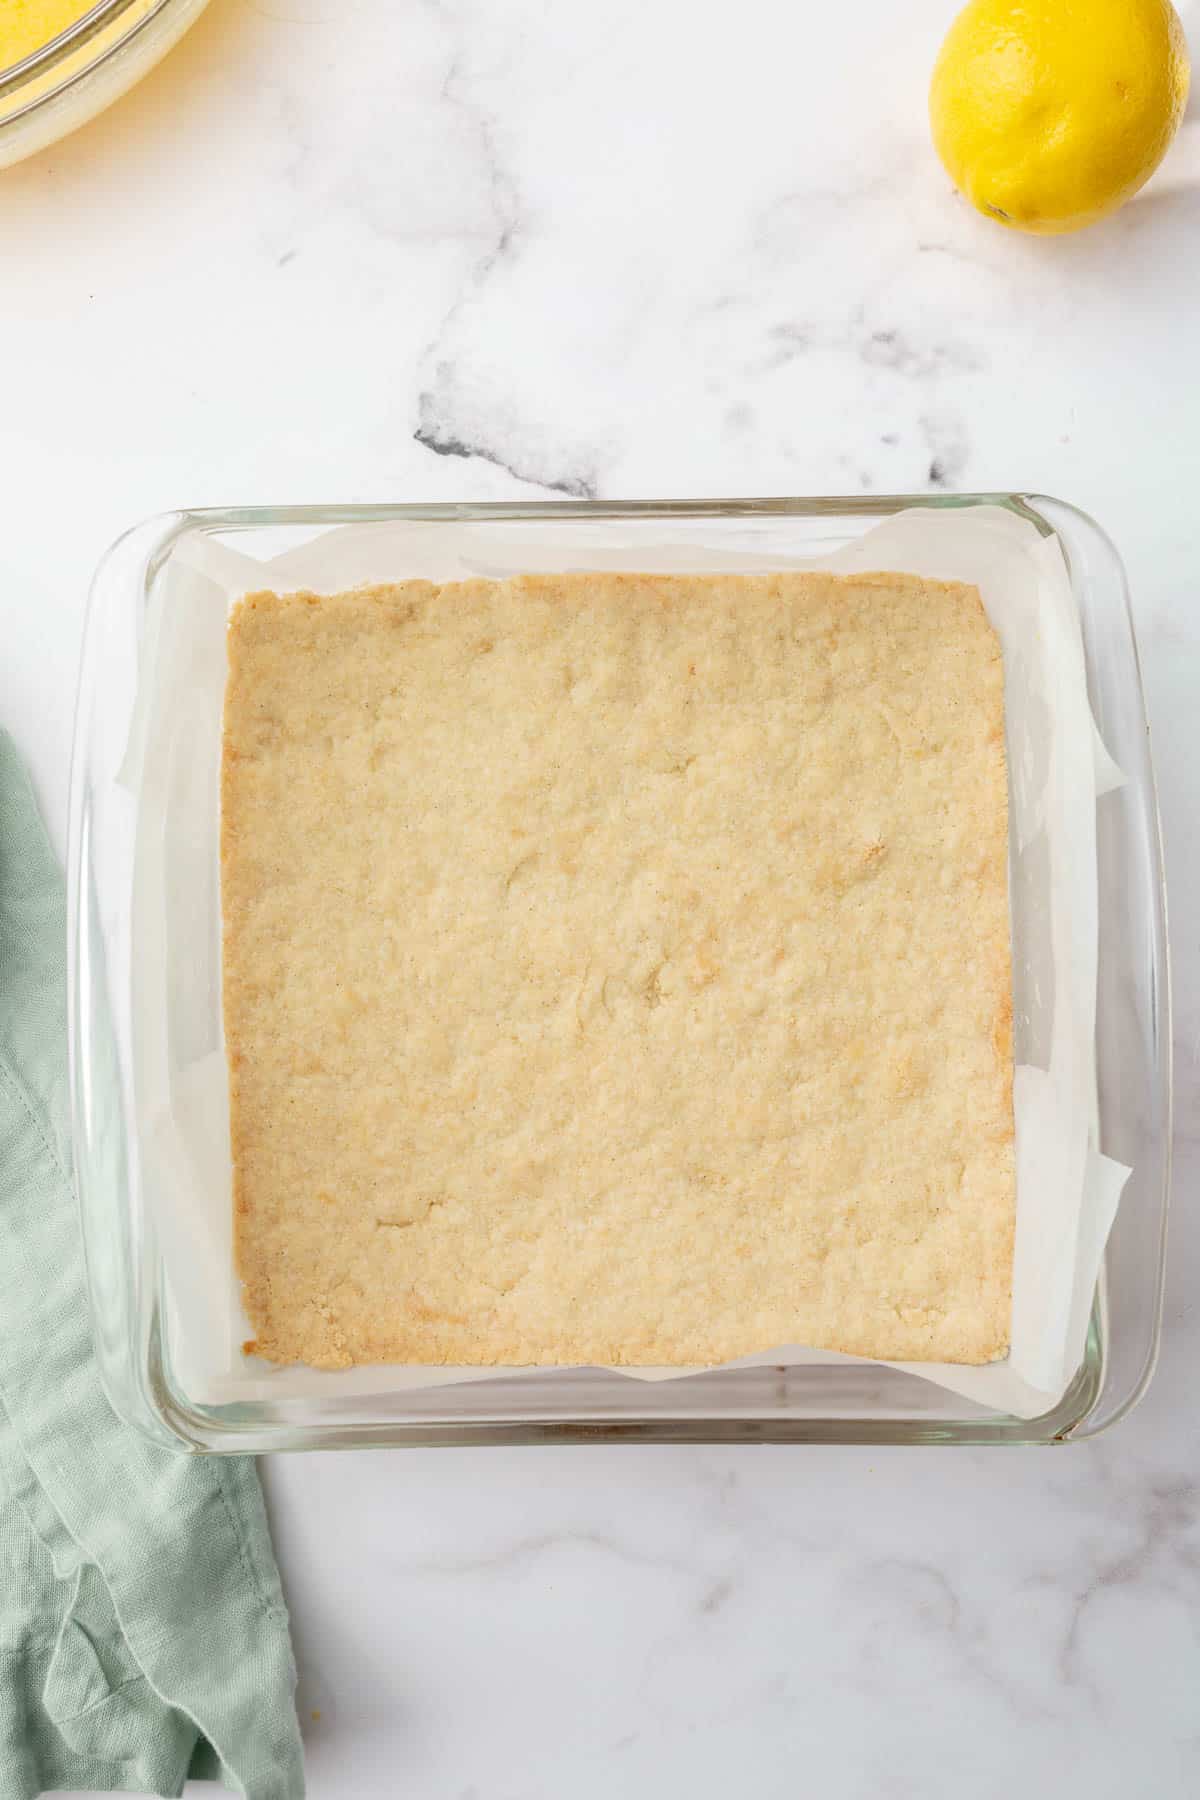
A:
[{"xmin": 2, "ymin": 1, "xmax": 1198, "ymax": 1794}]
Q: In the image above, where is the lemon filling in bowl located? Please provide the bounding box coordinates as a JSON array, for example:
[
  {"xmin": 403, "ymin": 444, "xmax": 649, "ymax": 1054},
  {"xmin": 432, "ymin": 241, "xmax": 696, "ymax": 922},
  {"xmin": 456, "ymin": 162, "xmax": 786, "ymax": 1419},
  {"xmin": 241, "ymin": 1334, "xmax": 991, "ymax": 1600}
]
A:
[
  {"xmin": 0, "ymin": 0, "xmax": 208, "ymax": 171},
  {"xmin": 1, "ymin": 1, "xmax": 132, "ymax": 71}
]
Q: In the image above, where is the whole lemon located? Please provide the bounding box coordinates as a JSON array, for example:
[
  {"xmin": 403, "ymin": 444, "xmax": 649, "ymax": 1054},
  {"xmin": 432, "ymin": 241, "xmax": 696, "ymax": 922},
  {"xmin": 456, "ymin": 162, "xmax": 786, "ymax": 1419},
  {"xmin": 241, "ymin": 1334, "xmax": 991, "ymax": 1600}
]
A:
[{"xmin": 929, "ymin": 0, "xmax": 1191, "ymax": 233}]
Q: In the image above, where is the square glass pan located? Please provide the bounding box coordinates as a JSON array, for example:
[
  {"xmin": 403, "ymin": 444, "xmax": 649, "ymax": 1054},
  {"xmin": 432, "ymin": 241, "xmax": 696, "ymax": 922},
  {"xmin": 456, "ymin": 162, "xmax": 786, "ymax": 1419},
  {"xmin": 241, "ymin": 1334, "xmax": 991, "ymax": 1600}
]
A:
[{"xmin": 68, "ymin": 494, "xmax": 1170, "ymax": 1451}]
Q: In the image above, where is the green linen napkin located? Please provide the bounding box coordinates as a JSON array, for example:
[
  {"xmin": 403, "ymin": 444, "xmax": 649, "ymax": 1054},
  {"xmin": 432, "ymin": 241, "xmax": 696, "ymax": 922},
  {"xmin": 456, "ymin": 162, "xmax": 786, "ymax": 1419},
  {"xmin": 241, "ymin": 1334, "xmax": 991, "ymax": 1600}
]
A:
[{"xmin": 0, "ymin": 731, "xmax": 304, "ymax": 1800}]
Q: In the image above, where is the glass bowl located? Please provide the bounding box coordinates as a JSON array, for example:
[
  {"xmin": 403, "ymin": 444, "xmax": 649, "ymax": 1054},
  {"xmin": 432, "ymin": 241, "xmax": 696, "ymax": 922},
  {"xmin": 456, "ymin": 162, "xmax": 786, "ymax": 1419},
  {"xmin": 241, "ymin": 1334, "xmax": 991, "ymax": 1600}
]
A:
[
  {"xmin": 0, "ymin": 0, "xmax": 209, "ymax": 170},
  {"xmin": 68, "ymin": 495, "xmax": 1171, "ymax": 1450}
]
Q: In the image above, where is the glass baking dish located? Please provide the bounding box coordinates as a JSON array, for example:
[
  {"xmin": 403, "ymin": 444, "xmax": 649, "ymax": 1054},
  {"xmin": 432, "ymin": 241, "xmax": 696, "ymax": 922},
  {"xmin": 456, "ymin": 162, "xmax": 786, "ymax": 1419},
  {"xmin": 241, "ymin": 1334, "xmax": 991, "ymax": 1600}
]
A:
[
  {"xmin": 67, "ymin": 495, "xmax": 1171, "ymax": 1451},
  {"xmin": 0, "ymin": 0, "xmax": 209, "ymax": 171}
]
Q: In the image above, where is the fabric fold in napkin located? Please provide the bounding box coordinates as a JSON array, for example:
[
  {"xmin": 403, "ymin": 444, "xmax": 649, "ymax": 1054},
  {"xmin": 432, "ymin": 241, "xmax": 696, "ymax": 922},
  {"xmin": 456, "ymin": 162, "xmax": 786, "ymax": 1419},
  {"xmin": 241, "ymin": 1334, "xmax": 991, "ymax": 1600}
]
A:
[{"xmin": 0, "ymin": 731, "xmax": 304, "ymax": 1800}]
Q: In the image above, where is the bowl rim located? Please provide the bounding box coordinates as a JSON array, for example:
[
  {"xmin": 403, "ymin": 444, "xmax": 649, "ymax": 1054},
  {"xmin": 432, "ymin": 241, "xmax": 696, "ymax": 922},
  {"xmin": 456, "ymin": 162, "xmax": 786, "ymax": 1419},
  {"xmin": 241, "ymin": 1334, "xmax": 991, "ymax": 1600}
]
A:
[{"xmin": 0, "ymin": 0, "xmax": 170, "ymax": 105}]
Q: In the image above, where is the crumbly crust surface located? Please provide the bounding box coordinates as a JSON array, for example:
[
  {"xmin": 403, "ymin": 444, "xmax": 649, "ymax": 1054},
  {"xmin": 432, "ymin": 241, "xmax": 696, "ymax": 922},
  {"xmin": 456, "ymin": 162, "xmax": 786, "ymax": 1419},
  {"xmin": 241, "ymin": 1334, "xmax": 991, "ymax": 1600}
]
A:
[{"xmin": 222, "ymin": 571, "xmax": 1015, "ymax": 1369}]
